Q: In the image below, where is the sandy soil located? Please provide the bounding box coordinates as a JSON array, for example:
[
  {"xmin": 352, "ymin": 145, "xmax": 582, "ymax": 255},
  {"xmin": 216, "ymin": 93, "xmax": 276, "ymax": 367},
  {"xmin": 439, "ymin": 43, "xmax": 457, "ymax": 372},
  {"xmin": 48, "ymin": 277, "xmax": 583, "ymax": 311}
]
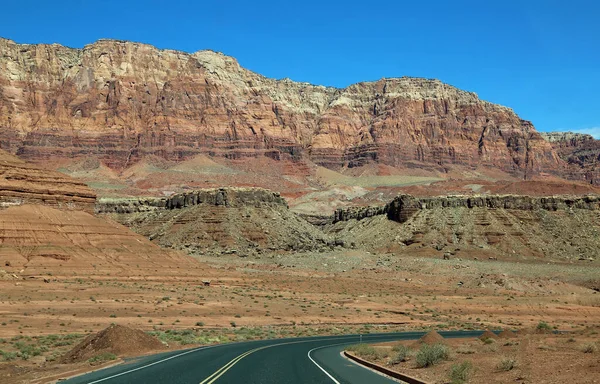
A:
[
  {"xmin": 364, "ymin": 329, "xmax": 600, "ymax": 383},
  {"xmin": 0, "ymin": 250, "xmax": 598, "ymax": 383}
]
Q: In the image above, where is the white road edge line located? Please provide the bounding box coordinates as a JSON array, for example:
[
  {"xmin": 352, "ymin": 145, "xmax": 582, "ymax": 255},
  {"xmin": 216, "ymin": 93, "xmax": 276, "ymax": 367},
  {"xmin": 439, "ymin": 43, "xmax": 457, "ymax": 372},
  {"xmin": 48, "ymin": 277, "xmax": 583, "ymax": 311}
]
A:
[
  {"xmin": 86, "ymin": 345, "xmax": 214, "ymax": 384},
  {"xmin": 307, "ymin": 343, "xmax": 347, "ymax": 384},
  {"xmin": 85, "ymin": 333, "xmax": 410, "ymax": 384}
]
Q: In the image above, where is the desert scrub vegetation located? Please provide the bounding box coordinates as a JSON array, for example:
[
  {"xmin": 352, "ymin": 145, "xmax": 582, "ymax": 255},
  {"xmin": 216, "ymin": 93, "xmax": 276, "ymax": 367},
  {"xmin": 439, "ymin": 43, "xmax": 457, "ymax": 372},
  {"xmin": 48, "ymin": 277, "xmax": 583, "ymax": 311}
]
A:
[
  {"xmin": 536, "ymin": 321, "xmax": 552, "ymax": 332},
  {"xmin": 346, "ymin": 343, "xmax": 380, "ymax": 360},
  {"xmin": 580, "ymin": 342, "xmax": 598, "ymax": 353},
  {"xmin": 415, "ymin": 343, "xmax": 450, "ymax": 368},
  {"xmin": 88, "ymin": 352, "xmax": 117, "ymax": 364},
  {"xmin": 388, "ymin": 344, "xmax": 411, "ymax": 365},
  {"xmin": 497, "ymin": 356, "xmax": 517, "ymax": 371},
  {"xmin": 449, "ymin": 361, "xmax": 473, "ymax": 384}
]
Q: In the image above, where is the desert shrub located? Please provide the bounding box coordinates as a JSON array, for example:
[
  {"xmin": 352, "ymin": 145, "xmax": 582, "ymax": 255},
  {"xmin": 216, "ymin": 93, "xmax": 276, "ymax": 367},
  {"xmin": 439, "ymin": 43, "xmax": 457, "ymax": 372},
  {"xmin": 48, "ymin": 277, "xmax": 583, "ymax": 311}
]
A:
[
  {"xmin": 483, "ymin": 338, "xmax": 496, "ymax": 345},
  {"xmin": 415, "ymin": 343, "xmax": 450, "ymax": 368},
  {"xmin": 0, "ymin": 350, "xmax": 17, "ymax": 361},
  {"xmin": 456, "ymin": 344, "xmax": 476, "ymax": 354},
  {"xmin": 497, "ymin": 356, "xmax": 517, "ymax": 371},
  {"xmin": 346, "ymin": 344, "xmax": 379, "ymax": 360},
  {"xmin": 536, "ymin": 321, "xmax": 552, "ymax": 331},
  {"xmin": 388, "ymin": 344, "xmax": 411, "ymax": 365},
  {"xmin": 450, "ymin": 361, "xmax": 473, "ymax": 384},
  {"xmin": 580, "ymin": 342, "xmax": 598, "ymax": 353},
  {"xmin": 88, "ymin": 352, "xmax": 117, "ymax": 364}
]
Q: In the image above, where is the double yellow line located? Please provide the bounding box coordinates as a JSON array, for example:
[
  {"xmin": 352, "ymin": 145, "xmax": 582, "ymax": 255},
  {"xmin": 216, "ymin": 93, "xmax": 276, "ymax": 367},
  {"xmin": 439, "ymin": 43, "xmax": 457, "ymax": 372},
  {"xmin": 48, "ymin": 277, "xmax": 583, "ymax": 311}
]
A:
[{"xmin": 199, "ymin": 345, "xmax": 268, "ymax": 384}]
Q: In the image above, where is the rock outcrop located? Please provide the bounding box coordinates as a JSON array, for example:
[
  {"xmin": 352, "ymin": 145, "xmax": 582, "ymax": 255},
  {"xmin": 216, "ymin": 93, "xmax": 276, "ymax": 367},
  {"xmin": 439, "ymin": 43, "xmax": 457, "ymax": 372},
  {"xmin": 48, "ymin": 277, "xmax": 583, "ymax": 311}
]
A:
[
  {"xmin": 541, "ymin": 131, "xmax": 600, "ymax": 185},
  {"xmin": 96, "ymin": 187, "xmax": 287, "ymax": 213},
  {"xmin": 333, "ymin": 194, "xmax": 600, "ymax": 223},
  {"xmin": 0, "ymin": 38, "xmax": 563, "ymax": 180},
  {"xmin": 327, "ymin": 194, "xmax": 600, "ymax": 262},
  {"xmin": 102, "ymin": 187, "xmax": 333, "ymax": 256},
  {"xmin": 0, "ymin": 148, "xmax": 96, "ymax": 211}
]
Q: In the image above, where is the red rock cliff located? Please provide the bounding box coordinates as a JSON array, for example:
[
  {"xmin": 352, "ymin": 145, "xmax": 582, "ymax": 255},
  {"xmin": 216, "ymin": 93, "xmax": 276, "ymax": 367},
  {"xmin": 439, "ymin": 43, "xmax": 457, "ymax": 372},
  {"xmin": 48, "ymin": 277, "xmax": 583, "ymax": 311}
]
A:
[{"xmin": 0, "ymin": 38, "xmax": 563, "ymax": 179}]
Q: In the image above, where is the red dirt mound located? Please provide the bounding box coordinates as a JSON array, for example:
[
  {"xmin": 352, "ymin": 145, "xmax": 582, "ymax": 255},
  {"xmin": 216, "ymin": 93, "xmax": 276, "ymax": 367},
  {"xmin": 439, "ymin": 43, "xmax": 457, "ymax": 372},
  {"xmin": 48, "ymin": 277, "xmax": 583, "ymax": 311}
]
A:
[
  {"xmin": 60, "ymin": 324, "xmax": 165, "ymax": 363},
  {"xmin": 478, "ymin": 330, "xmax": 499, "ymax": 341},
  {"xmin": 413, "ymin": 330, "xmax": 445, "ymax": 346},
  {"xmin": 498, "ymin": 329, "xmax": 518, "ymax": 339}
]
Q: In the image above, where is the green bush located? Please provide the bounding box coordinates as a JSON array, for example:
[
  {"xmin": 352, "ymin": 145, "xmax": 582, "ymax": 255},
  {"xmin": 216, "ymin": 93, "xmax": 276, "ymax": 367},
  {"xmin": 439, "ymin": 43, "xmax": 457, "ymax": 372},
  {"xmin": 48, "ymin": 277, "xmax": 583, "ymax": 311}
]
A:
[
  {"xmin": 0, "ymin": 350, "xmax": 17, "ymax": 361},
  {"xmin": 415, "ymin": 343, "xmax": 450, "ymax": 368},
  {"xmin": 388, "ymin": 344, "xmax": 411, "ymax": 365},
  {"xmin": 450, "ymin": 361, "xmax": 473, "ymax": 384},
  {"xmin": 536, "ymin": 321, "xmax": 552, "ymax": 331}
]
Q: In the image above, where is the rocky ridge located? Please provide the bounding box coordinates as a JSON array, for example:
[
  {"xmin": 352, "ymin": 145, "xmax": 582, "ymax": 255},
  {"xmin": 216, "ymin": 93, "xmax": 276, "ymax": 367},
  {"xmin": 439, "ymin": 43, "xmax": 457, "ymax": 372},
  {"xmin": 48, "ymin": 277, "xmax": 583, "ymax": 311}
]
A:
[
  {"xmin": 327, "ymin": 194, "xmax": 600, "ymax": 262},
  {"xmin": 333, "ymin": 194, "xmax": 600, "ymax": 223},
  {"xmin": 103, "ymin": 187, "xmax": 333, "ymax": 257},
  {"xmin": 96, "ymin": 187, "xmax": 287, "ymax": 214},
  {"xmin": 0, "ymin": 38, "xmax": 565, "ymax": 181}
]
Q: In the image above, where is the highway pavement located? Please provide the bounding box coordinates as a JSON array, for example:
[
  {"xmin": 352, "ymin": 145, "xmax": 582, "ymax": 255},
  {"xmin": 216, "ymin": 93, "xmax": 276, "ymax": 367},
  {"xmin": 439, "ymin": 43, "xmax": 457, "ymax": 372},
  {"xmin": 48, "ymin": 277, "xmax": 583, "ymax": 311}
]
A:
[{"xmin": 63, "ymin": 330, "xmax": 483, "ymax": 384}]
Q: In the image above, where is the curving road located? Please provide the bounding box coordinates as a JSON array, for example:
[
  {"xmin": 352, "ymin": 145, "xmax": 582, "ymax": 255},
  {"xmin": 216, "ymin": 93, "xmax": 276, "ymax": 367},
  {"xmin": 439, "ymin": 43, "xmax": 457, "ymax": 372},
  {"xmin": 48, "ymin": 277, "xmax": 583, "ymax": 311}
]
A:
[{"xmin": 63, "ymin": 330, "xmax": 483, "ymax": 384}]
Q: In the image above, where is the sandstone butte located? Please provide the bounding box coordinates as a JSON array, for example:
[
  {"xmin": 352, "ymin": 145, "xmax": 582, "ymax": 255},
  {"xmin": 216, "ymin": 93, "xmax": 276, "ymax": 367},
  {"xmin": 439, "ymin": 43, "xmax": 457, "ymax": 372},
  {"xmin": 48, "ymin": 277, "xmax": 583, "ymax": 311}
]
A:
[{"xmin": 1, "ymin": 37, "xmax": 587, "ymax": 184}]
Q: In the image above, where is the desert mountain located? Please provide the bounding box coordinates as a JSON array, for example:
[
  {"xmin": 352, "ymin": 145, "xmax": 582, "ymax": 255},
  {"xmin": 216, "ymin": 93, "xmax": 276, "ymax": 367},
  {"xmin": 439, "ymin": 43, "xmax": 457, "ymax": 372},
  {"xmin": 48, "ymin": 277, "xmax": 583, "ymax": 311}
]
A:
[{"xmin": 0, "ymin": 38, "xmax": 568, "ymax": 185}]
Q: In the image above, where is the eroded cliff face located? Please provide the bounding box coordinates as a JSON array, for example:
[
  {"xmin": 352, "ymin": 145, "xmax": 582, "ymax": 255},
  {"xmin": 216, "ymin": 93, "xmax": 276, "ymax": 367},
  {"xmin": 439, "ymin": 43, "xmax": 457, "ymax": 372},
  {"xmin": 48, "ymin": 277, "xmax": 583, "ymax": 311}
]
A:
[
  {"xmin": 0, "ymin": 38, "xmax": 563, "ymax": 178},
  {"xmin": 541, "ymin": 132, "xmax": 600, "ymax": 184}
]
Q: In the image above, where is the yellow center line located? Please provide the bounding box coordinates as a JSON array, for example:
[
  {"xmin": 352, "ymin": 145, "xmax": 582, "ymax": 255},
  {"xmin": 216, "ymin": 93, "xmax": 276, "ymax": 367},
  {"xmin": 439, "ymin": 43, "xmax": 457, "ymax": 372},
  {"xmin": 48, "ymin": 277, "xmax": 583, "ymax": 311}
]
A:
[
  {"xmin": 198, "ymin": 335, "xmax": 365, "ymax": 384},
  {"xmin": 198, "ymin": 333, "xmax": 412, "ymax": 384}
]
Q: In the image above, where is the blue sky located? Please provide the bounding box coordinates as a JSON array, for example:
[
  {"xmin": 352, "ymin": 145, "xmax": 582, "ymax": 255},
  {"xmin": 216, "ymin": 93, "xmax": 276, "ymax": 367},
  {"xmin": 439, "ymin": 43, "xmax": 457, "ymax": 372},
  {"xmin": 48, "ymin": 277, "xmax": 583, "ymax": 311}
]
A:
[{"xmin": 2, "ymin": 0, "xmax": 599, "ymax": 137}]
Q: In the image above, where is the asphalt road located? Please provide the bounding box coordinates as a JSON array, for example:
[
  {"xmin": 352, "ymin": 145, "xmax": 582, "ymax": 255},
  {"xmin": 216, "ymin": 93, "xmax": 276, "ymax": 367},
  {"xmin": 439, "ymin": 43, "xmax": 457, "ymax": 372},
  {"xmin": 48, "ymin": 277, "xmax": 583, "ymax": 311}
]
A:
[{"xmin": 63, "ymin": 330, "xmax": 483, "ymax": 384}]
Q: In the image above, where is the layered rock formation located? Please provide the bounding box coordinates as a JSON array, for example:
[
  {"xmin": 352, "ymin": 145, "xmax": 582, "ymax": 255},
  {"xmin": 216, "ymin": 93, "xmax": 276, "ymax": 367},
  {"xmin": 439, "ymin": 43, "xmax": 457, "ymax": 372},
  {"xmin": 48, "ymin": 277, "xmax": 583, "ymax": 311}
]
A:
[
  {"xmin": 327, "ymin": 194, "xmax": 600, "ymax": 262},
  {"xmin": 97, "ymin": 187, "xmax": 287, "ymax": 213},
  {"xmin": 0, "ymin": 38, "xmax": 563, "ymax": 180},
  {"xmin": 541, "ymin": 132, "xmax": 600, "ymax": 184},
  {"xmin": 0, "ymin": 204, "xmax": 197, "ymax": 275},
  {"xmin": 102, "ymin": 187, "xmax": 334, "ymax": 256},
  {"xmin": 333, "ymin": 194, "xmax": 600, "ymax": 224},
  {"xmin": 0, "ymin": 148, "xmax": 96, "ymax": 211}
]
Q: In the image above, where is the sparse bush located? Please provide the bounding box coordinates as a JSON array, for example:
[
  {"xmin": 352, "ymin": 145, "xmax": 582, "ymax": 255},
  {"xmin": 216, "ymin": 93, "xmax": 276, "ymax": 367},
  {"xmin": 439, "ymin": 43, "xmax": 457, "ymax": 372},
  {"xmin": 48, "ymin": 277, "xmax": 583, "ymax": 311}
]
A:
[
  {"xmin": 450, "ymin": 361, "xmax": 472, "ymax": 384},
  {"xmin": 483, "ymin": 338, "xmax": 495, "ymax": 345},
  {"xmin": 456, "ymin": 344, "xmax": 476, "ymax": 354},
  {"xmin": 497, "ymin": 357, "xmax": 517, "ymax": 371},
  {"xmin": 388, "ymin": 344, "xmax": 411, "ymax": 365},
  {"xmin": 415, "ymin": 343, "xmax": 450, "ymax": 368},
  {"xmin": 195, "ymin": 321, "xmax": 205, "ymax": 327},
  {"xmin": 88, "ymin": 352, "xmax": 117, "ymax": 364},
  {"xmin": 580, "ymin": 342, "xmax": 598, "ymax": 353},
  {"xmin": 346, "ymin": 344, "xmax": 379, "ymax": 360},
  {"xmin": 0, "ymin": 350, "xmax": 17, "ymax": 361},
  {"xmin": 536, "ymin": 321, "xmax": 552, "ymax": 331}
]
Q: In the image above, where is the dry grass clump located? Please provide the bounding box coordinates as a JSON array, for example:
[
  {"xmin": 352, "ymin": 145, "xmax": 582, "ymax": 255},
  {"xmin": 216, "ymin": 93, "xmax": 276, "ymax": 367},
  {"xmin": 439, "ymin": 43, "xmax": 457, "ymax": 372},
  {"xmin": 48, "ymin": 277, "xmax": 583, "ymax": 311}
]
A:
[
  {"xmin": 388, "ymin": 344, "xmax": 411, "ymax": 365},
  {"xmin": 415, "ymin": 343, "xmax": 450, "ymax": 368},
  {"xmin": 580, "ymin": 342, "xmax": 598, "ymax": 353},
  {"xmin": 449, "ymin": 361, "xmax": 473, "ymax": 384},
  {"xmin": 497, "ymin": 356, "xmax": 517, "ymax": 371}
]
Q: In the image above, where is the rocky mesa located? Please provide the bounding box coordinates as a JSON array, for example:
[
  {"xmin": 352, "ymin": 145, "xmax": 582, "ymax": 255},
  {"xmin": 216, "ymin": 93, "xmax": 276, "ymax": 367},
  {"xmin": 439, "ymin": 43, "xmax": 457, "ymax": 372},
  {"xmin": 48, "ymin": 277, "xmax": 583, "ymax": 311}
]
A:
[{"xmin": 0, "ymin": 38, "xmax": 566, "ymax": 182}]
